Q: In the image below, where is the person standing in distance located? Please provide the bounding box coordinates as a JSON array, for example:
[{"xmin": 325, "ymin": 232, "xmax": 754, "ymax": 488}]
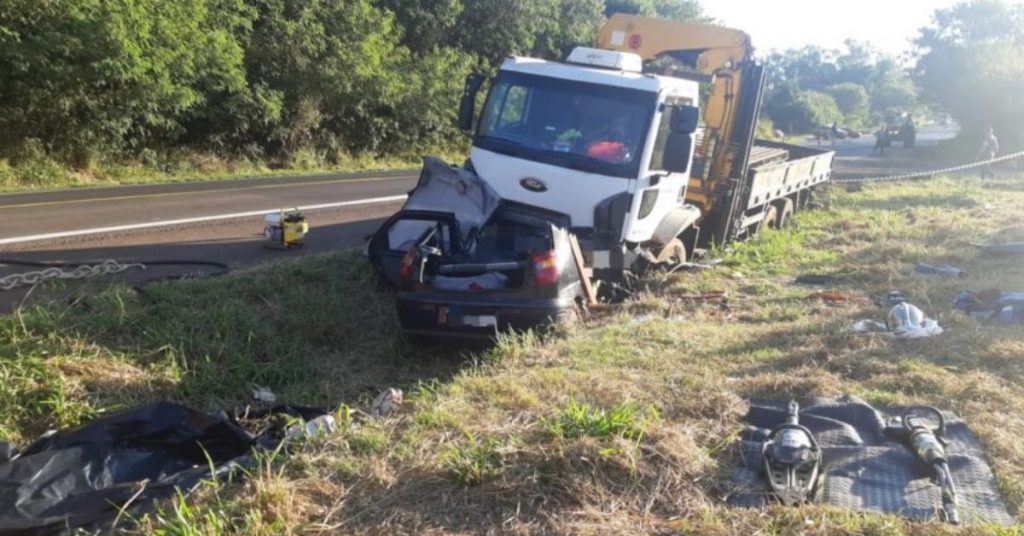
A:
[{"xmin": 979, "ymin": 127, "xmax": 999, "ymax": 179}]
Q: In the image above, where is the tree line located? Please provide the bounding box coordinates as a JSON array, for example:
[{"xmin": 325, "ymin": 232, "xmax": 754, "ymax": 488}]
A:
[
  {"xmin": 761, "ymin": 0, "xmax": 1024, "ymax": 153},
  {"xmin": 1, "ymin": 0, "xmax": 1019, "ymax": 184},
  {"xmin": 761, "ymin": 42, "xmax": 917, "ymax": 135},
  {"xmin": 0, "ymin": 0, "xmax": 701, "ymax": 179}
]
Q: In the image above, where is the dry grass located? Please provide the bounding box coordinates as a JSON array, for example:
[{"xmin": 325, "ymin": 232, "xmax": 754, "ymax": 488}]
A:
[{"xmin": 5, "ymin": 176, "xmax": 1024, "ymax": 534}]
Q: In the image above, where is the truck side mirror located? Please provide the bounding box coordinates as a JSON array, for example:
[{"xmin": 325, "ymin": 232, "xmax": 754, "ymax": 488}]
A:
[
  {"xmin": 670, "ymin": 104, "xmax": 700, "ymax": 134},
  {"xmin": 663, "ymin": 133, "xmax": 693, "ymax": 174},
  {"xmin": 458, "ymin": 73, "xmax": 486, "ymax": 134}
]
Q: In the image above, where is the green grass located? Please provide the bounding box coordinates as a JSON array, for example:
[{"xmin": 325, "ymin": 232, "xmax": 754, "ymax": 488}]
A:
[
  {"xmin": 443, "ymin": 432, "xmax": 506, "ymax": 486},
  {"xmin": 0, "ymin": 253, "xmax": 457, "ymax": 442},
  {"xmin": 0, "ymin": 146, "xmax": 464, "ymax": 193},
  {"xmin": 549, "ymin": 398, "xmax": 651, "ymax": 441},
  {"xmin": 4, "ymin": 175, "xmax": 1024, "ymax": 534}
]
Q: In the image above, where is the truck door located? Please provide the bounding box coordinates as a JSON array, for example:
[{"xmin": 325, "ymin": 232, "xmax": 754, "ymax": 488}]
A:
[{"xmin": 623, "ymin": 98, "xmax": 698, "ymax": 243}]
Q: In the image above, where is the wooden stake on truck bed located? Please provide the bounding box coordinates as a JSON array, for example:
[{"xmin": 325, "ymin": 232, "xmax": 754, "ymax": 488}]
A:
[{"xmin": 568, "ymin": 233, "xmax": 597, "ymax": 306}]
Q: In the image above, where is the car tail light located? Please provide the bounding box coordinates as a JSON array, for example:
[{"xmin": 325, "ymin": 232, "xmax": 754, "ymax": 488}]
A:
[
  {"xmin": 532, "ymin": 250, "xmax": 560, "ymax": 286},
  {"xmin": 400, "ymin": 247, "xmax": 418, "ymax": 282}
]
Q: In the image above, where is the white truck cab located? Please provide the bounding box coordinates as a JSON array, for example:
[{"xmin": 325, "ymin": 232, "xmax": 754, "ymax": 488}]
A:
[{"xmin": 463, "ymin": 48, "xmax": 703, "ymax": 275}]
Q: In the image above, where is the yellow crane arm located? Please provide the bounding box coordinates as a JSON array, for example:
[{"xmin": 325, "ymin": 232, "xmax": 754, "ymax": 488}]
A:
[
  {"xmin": 596, "ymin": 14, "xmax": 751, "ymax": 76},
  {"xmin": 596, "ymin": 14, "xmax": 758, "ymax": 208}
]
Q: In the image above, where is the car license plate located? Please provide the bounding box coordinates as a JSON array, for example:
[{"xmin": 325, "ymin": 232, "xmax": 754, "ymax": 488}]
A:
[{"xmin": 462, "ymin": 315, "xmax": 497, "ymax": 328}]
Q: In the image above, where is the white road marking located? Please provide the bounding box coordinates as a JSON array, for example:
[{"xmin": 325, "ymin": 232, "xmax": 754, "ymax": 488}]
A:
[{"xmin": 0, "ymin": 195, "xmax": 407, "ymax": 246}]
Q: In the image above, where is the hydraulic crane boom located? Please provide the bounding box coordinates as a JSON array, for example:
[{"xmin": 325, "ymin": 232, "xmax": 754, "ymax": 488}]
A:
[{"xmin": 597, "ymin": 14, "xmax": 766, "ymax": 242}]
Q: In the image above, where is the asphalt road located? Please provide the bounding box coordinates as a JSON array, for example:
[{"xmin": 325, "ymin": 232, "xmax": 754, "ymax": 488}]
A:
[
  {"xmin": 0, "ymin": 170, "xmax": 418, "ymax": 311},
  {"xmin": 801, "ymin": 125, "xmax": 959, "ymax": 180}
]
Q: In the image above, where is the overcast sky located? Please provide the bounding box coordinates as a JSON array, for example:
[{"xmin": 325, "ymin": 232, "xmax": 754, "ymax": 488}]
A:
[{"xmin": 700, "ymin": 0, "xmax": 965, "ymax": 55}]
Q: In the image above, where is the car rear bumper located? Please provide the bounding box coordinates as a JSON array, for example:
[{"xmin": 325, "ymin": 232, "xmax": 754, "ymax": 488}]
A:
[{"xmin": 396, "ymin": 292, "xmax": 573, "ymax": 339}]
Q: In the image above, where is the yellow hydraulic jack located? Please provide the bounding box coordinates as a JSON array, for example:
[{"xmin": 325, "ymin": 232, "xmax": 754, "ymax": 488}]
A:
[{"xmin": 264, "ymin": 208, "xmax": 309, "ymax": 249}]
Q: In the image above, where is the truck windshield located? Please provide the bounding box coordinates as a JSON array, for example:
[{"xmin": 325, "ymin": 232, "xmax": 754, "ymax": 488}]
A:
[{"xmin": 476, "ymin": 71, "xmax": 656, "ymax": 179}]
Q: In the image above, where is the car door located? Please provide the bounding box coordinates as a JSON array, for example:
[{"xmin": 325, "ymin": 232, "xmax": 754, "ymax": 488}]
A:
[{"xmin": 366, "ymin": 210, "xmax": 460, "ymax": 288}]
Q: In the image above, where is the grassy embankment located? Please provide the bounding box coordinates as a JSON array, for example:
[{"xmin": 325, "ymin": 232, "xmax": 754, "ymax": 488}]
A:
[
  {"xmin": 2, "ymin": 177, "xmax": 1024, "ymax": 534},
  {"xmin": 0, "ymin": 147, "xmax": 466, "ymax": 193}
]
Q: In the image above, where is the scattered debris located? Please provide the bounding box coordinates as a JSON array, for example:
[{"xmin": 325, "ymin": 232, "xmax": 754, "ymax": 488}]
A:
[
  {"xmin": 877, "ymin": 290, "xmax": 910, "ymax": 308},
  {"xmin": 915, "ymin": 262, "xmax": 967, "ymax": 278},
  {"xmin": 973, "ymin": 241, "xmax": 1024, "ymax": 255},
  {"xmin": 794, "ymin": 274, "xmax": 838, "ymax": 286},
  {"xmin": 251, "ymin": 385, "xmax": 277, "ymax": 404},
  {"xmin": 371, "ymin": 388, "xmax": 404, "ymax": 419},
  {"xmin": 809, "ymin": 290, "xmax": 856, "ymax": 303},
  {"xmin": 850, "ymin": 319, "xmax": 888, "ymax": 334},
  {"xmin": 668, "ymin": 258, "xmax": 724, "ymax": 273},
  {"xmin": 285, "ymin": 414, "xmax": 338, "ymax": 440},
  {"xmin": 850, "ymin": 301, "xmax": 943, "ymax": 338},
  {"xmin": 954, "ymin": 290, "xmax": 1024, "ymax": 326},
  {"xmin": 889, "ymin": 302, "xmax": 944, "ymax": 338}
]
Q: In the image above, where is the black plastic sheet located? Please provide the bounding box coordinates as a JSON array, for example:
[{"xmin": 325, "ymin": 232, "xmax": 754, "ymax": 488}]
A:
[
  {"xmin": 729, "ymin": 396, "xmax": 1013, "ymax": 525},
  {"xmin": 0, "ymin": 402, "xmax": 324, "ymax": 535}
]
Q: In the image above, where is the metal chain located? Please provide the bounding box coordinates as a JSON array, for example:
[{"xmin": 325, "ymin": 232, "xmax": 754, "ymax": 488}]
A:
[
  {"xmin": 0, "ymin": 260, "xmax": 146, "ymax": 291},
  {"xmin": 835, "ymin": 149, "xmax": 1024, "ymax": 184}
]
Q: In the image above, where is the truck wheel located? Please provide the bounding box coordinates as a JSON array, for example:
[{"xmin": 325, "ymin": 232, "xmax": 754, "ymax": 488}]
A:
[
  {"xmin": 755, "ymin": 204, "xmax": 778, "ymax": 235},
  {"xmin": 775, "ymin": 198, "xmax": 795, "ymax": 228},
  {"xmin": 655, "ymin": 239, "xmax": 688, "ymax": 264}
]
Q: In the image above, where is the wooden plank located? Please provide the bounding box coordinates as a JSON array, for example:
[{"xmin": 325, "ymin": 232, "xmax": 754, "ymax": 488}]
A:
[{"xmin": 568, "ymin": 233, "xmax": 597, "ymax": 307}]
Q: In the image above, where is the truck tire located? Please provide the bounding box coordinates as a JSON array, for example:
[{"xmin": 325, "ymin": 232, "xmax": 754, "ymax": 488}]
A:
[
  {"xmin": 655, "ymin": 238, "xmax": 688, "ymax": 264},
  {"xmin": 774, "ymin": 198, "xmax": 794, "ymax": 228},
  {"xmin": 756, "ymin": 204, "xmax": 778, "ymax": 235}
]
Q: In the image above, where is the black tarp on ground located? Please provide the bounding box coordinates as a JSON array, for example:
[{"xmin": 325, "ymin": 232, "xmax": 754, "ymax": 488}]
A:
[
  {"xmin": 729, "ymin": 396, "xmax": 1013, "ymax": 525},
  {"xmin": 0, "ymin": 402, "xmax": 325, "ymax": 536}
]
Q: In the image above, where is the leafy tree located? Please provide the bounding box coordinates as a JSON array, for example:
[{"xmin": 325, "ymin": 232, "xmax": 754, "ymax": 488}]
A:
[
  {"xmin": 375, "ymin": 0, "xmax": 463, "ymax": 53},
  {"xmin": 0, "ymin": 0, "xmax": 249, "ymax": 163},
  {"xmin": 915, "ymin": 0, "xmax": 1024, "ymax": 146},
  {"xmin": 453, "ymin": 0, "xmax": 557, "ymax": 65},
  {"xmin": 604, "ymin": 0, "xmax": 705, "ymax": 20},
  {"xmin": 826, "ymin": 83, "xmax": 870, "ymax": 126},
  {"xmin": 765, "ymin": 84, "xmax": 842, "ymax": 134},
  {"xmin": 764, "ymin": 41, "xmax": 917, "ymax": 129},
  {"xmin": 535, "ymin": 0, "xmax": 607, "ymax": 60},
  {"xmin": 0, "ymin": 0, "xmax": 710, "ymax": 175},
  {"xmin": 867, "ymin": 62, "xmax": 917, "ymax": 114}
]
